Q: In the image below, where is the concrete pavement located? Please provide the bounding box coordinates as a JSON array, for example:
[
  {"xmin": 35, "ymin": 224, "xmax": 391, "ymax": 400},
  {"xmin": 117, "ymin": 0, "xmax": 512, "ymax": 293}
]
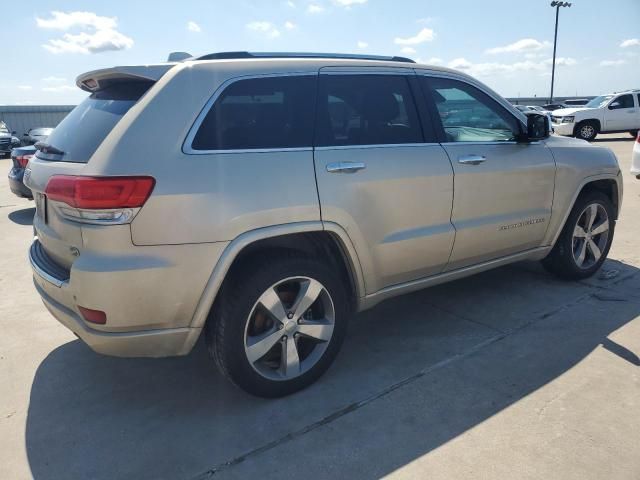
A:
[{"xmin": 0, "ymin": 134, "xmax": 638, "ymax": 479}]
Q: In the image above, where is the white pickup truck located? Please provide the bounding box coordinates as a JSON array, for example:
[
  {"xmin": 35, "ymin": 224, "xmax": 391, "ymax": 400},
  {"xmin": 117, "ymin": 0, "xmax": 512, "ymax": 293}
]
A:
[{"xmin": 552, "ymin": 89, "xmax": 640, "ymax": 141}]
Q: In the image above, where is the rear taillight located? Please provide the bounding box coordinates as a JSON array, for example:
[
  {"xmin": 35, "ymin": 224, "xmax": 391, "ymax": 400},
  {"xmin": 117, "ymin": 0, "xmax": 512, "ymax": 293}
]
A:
[
  {"xmin": 44, "ymin": 176, "xmax": 155, "ymax": 224},
  {"xmin": 45, "ymin": 176, "xmax": 155, "ymax": 209},
  {"xmin": 16, "ymin": 155, "xmax": 33, "ymax": 168},
  {"xmin": 78, "ymin": 306, "xmax": 107, "ymax": 325}
]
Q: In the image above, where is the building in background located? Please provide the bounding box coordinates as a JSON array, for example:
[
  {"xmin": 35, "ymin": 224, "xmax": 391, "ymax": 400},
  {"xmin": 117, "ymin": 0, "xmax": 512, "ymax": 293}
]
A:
[{"xmin": 0, "ymin": 105, "xmax": 74, "ymax": 139}]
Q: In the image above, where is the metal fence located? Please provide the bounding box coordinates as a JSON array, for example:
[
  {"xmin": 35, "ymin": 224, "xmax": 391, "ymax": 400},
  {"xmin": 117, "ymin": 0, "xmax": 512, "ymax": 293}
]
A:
[{"xmin": 0, "ymin": 105, "xmax": 74, "ymax": 138}]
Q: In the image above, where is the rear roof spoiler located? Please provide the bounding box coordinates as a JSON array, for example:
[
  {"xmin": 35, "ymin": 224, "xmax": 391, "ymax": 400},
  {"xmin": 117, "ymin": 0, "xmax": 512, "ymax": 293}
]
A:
[{"xmin": 75, "ymin": 64, "xmax": 176, "ymax": 92}]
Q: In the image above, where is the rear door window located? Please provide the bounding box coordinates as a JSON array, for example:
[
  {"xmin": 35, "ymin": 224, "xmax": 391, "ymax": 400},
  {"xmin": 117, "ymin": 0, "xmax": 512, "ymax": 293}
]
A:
[
  {"xmin": 37, "ymin": 82, "xmax": 152, "ymax": 163},
  {"xmin": 191, "ymin": 75, "xmax": 316, "ymax": 151},
  {"xmin": 315, "ymin": 74, "xmax": 423, "ymax": 147}
]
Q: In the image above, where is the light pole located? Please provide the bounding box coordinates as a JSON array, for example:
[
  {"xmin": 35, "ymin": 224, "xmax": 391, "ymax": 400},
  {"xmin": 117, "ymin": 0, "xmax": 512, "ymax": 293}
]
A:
[{"xmin": 549, "ymin": 1, "xmax": 571, "ymax": 103}]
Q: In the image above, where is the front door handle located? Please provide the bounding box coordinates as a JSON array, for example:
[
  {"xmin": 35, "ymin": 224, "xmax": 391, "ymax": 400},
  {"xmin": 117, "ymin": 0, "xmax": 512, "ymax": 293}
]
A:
[
  {"xmin": 458, "ymin": 154, "xmax": 486, "ymax": 165},
  {"xmin": 326, "ymin": 161, "xmax": 367, "ymax": 173}
]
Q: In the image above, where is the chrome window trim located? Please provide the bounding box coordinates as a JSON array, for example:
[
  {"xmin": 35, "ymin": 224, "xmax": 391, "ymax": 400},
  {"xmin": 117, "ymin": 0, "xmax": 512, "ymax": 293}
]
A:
[
  {"xmin": 183, "ymin": 71, "xmax": 318, "ymax": 155},
  {"xmin": 319, "ymin": 66, "xmax": 415, "ymax": 75},
  {"xmin": 315, "ymin": 142, "xmax": 440, "ymax": 152}
]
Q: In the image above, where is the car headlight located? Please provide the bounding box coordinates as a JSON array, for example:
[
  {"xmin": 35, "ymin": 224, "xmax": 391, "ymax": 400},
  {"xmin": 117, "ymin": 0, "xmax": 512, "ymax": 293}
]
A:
[{"xmin": 562, "ymin": 116, "xmax": 575, "ymax": 123}]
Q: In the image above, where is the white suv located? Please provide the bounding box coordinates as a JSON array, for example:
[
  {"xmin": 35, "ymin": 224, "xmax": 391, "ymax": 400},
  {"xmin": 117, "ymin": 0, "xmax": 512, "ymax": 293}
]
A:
[{"xmin": 552, "ymin": 89, "xmax": 640, "ymax": 141}]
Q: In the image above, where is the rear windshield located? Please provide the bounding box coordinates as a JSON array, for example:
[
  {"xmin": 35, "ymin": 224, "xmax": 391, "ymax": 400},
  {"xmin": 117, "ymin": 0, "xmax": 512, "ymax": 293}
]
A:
[{"xmin": 37, "ymin": 82, "xmax": 152, "ymax": 163}]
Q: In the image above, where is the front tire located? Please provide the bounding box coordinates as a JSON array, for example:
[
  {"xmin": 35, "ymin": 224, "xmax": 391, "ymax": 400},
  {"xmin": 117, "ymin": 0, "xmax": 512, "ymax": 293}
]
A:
[
  {"xmin": 206, "ymin": 252, "xmax": 349, "ymax": 397},
  {"xmin": 574, "ymin": 121, "xmax": 599, "ymax": 141},
  {"xmin": 542, "ymin": 191, "xmax": 615, "ymax": 280}
]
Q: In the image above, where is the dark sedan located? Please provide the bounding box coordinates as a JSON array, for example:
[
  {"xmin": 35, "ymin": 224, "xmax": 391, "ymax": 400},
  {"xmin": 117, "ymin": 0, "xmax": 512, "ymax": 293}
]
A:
[
  {"xmin": 8, "ymin": 145, "xmax": 35, "ymax": 199},
  {"xmin": 22, "ymin": 127, "xmax": 54, "ymax": 146}
]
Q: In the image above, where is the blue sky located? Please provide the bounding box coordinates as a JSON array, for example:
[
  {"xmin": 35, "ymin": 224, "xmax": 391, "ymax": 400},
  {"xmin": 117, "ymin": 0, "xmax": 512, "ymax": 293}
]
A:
[{"xmin": 2, "ymin": 0, "xmax": 639, "ymax": 105}]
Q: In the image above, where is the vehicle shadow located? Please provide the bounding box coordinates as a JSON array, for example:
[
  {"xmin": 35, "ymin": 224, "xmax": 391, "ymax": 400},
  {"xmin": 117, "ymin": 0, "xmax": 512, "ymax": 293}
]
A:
[
  {"xmin": 24, "ymin": 260, "xmax": 640, "ymax": 480},
  {"xmin": 8, "ymin": 207, "xmax": 34, "ymax": 226}
]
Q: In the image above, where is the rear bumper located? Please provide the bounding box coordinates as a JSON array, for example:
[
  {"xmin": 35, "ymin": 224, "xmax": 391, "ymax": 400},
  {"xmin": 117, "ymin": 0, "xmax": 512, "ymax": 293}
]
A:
[
  {"xmin": 632, "ymin": 144, "xmax": 640, "ymax": 178},
  {"xmin": 8, "ymin": 167, "xmax": 33, "ymax": 198},
  {"xmin": 29, "ymin": 238, "xmax": 209, "ymax": 357}
]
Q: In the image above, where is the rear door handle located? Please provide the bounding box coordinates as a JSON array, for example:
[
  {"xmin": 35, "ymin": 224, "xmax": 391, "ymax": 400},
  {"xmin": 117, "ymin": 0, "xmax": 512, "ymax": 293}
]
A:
[
  {"xmin": 458, "ymin": 154, "xmax": 486, "ymax": 165},
  {"xmin": 326, "ymin": 162, "xmax": 367, "ymax": 173}
]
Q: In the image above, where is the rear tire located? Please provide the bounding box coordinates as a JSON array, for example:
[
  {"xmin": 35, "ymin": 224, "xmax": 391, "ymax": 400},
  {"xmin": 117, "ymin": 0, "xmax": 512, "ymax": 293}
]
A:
[
  {"xmin": 574, "ymin": 121, "xmax": 598, "ymax": 141},
  {"xmin": 542, "ymin": 191, "xmax": 615, "ymax": 280},
  {"xmin": 206, "ymin": 252, "xmax": 349, "ymax": 397}
]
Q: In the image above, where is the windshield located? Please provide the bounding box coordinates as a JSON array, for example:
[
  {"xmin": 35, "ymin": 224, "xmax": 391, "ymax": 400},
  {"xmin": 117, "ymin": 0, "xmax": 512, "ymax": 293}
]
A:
[
  {"xmin": 38, "ymin": 81, "xmax": 152, "ymax": 163},
  {"xmin": 0, "ymin": 122, "xmax": 8, "ymax": 134},
  {"xmin": 585, "ymin": 95, "xmax": 614, "ymax": 108}
]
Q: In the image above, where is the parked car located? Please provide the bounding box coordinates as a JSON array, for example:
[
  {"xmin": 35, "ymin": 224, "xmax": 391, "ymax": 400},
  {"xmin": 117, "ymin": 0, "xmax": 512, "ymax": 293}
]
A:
[
  {"xmin": 542, "ymin": 103, "xmax": 565, "ymax": 111},
  {"xmin": 563, "ymin": 98, "xmax": 590, "ymax": 107},
  {"xmin": 22, "ymin": 127, "xmax": 54, "ymax": 146},
  {"xmin": 24, "ymin": 52, "xmax": 622, "ymax": 397},
  {"xmin": 0, "ymin": 121, "xmax": 14, "ymax": 157},
  {"xmin": 632, "ymin": 131, "xmax": 640, "ymax": 179},
  {"xmin": 551, "ymin": 89, "xmax": 640, "ymax": 141},
  {"xmin": 8, "ymin": 145, "xmax": 36, "ymax": 198},
  {"xmin": 515, "ymin": 105, "xmax": 553, "ymax": 132}
]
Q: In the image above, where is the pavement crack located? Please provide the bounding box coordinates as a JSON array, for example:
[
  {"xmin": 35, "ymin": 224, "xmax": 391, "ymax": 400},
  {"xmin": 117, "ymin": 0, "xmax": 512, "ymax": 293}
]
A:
[{"xmin": 189, "ymin": 332, "xmax": 507, "ymax": 480}]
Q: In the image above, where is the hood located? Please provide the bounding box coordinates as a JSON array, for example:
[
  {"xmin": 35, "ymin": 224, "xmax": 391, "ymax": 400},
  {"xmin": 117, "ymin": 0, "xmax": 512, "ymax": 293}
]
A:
[{"xmin": 552, "ymin": 107, "xmax": 593, "ymax": 116}]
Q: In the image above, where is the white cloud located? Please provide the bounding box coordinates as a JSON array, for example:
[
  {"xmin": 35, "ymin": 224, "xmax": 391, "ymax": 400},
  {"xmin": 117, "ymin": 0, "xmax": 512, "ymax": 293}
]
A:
[
  {"xmin": 427, "ymin": 57, "xmax": 443, "ymax": 65},
  {"xmin": 36, "ymin": 11, "xmax": 116, "ymax": 30},
  {"xmin": 447, "ymin": 56, "xmax": 576, "ymax": 77},
  {"xmin": 37, "ymin": 11, "xmax": 133, "ymax": 54},
  {"xmin": 287, "ymin": 0, "xmax": 296, "ymax": 6},
  {"xmin": 600, "ymin": 59, "xmax": 627, "ymax": 67},
  {"xmin": 284, "ymin": 21, "xmax": 297, "ymax": 30},
  {"xmin": 394, "ymin": 28, "xmax": 435, "ymax": 46},
  {"xmin": 187, "ymin": 21, "xmax": 201, "ymax": 32},
  {"xmin": 485, "ymin": 38, "xmax": 551, "ymax": 55},
  {"xmin": 400, "ymin": 46, "xmax": 416, "ymax": 54},
  {"xmin": 620, "ymin": 38, "xmax": 640, "ymax": 48},
  {"xmin": 307, "ymin": 4, "xmax": 324, "ymax": 13},
  {"xmin": 333, "ymin": 0, "xmax": 367, "ymax": 6},
  {"xmin": 246, "ymin": 21, "xmax": 281, "ymax": 38},
  {"xmin": 357, "ymin": 41, "xmax": 368, "ymax": 49},
  {"xmin": 17, "ymin": 85, "xmax": 33, "ymax": 91}
]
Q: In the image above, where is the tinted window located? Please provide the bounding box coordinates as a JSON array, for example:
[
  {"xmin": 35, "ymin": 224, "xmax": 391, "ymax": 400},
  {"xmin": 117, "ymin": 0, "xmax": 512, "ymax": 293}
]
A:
[
  {"xmin": 38, "ymin": 82, "xmax": 151, "ymax": 163},
  {"xmin": 424, "ymin": 77, "xmax": 520, "ymax": 142},
  {"xmin": 192, "ymin": 76, "xmax": 316, "ymax": 151},
  {"xmin": 315, "ymin": 75, "xmax": 422, "ymax": 147},
  {"xmin": 610, "ymin": 94, "xmax": 634, "ymax": 109}
]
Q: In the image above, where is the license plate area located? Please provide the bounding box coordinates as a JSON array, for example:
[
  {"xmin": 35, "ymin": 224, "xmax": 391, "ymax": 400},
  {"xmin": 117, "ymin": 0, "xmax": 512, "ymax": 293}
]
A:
[{"xmin": 35, "ymin": 192, "xmax": 47, "ymax": 224}]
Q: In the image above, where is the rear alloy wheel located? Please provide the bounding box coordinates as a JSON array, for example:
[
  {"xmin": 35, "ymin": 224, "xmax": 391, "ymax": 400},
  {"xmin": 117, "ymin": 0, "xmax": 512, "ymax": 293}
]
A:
[
  {"xmin": 575, "ymin": 121, "xmax": 598, "ymax": 141},
  {"xmin": 206, "ymin": 253, "xmax": 348, "ymax": 397},
  {"xmin": 542, "ymin": 191, "xmax": 615, "ymax": 280}
]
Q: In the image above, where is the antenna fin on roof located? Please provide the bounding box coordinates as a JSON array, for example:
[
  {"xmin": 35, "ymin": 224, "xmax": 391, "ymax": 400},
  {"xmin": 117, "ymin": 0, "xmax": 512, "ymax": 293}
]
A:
[{"xmin": 167, "ymin": 52, "xmax": 192, "ymax": 62}]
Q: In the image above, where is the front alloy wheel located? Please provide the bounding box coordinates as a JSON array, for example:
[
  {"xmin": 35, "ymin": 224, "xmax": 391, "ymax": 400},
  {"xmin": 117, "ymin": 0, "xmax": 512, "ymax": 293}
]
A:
[{"xmin": 571, "ymin": 203, "xmax": 610, "ymax": 270}]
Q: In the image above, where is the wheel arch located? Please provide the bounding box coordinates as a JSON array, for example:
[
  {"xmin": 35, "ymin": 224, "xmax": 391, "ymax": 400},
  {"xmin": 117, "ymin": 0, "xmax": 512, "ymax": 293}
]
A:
[
  {"xmin": 574, "ymin": 118, "xmax": 601, "ymax": 135},
  {"xmin": 189, "ymin": 222, "xmax": 365, "ymax": 333},
  {"xmin": 550, "ymin": 174, "xmax": 621, "ymax": 248}
]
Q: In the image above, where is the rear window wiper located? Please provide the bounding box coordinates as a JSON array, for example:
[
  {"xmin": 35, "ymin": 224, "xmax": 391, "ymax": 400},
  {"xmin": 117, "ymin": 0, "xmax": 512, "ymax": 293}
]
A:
[{"xmin": 35, "ymin": 142, "xmax": 65, "ymax": 156}]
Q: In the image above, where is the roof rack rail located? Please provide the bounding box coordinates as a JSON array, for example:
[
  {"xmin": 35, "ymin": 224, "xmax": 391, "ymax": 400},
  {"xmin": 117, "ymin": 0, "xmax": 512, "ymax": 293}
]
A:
[{"xmin": 194, "ymin": 51, "xmax": 415, "ymax": 63}]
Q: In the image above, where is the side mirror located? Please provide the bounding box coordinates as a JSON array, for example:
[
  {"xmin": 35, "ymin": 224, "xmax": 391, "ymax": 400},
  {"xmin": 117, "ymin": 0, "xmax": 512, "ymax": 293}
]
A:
[
  {"xmin": 524, "ymin": 113, "xmax": 549, "ymax": 141},
  {"xmin": 609, "ymin": 101, "xmax": 621, "ymax": 109}
]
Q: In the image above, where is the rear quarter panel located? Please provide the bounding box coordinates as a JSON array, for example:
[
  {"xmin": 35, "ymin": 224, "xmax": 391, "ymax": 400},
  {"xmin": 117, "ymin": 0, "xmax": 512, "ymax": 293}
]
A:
[{"xmin": 84, "ymin": 62, "xmax": 322, "ymax": 245}]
